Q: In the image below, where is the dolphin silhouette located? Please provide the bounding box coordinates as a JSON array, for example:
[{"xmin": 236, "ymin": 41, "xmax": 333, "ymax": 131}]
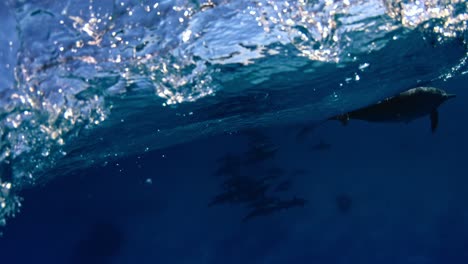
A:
[{"xmin": 330, "ymin": 87, "xmax": 455, "ymax": 133}]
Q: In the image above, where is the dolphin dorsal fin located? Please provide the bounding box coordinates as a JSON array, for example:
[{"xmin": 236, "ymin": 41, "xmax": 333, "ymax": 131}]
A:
[{"xmin": 430, "ymin": 109, "xmax": 439, "ymax": 133}]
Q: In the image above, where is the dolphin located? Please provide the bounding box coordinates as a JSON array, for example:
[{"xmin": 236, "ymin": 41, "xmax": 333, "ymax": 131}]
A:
[
  {"xmin": 310, "ymin": 140, "xmax": 331, "ymax": 151},
  {"xmin": 330, "ymin": 87, "xmax": 455, "ymax": 133},
  {"xmin": 242, "ymin": 196, "xmax": 307, "ymax": 222}
]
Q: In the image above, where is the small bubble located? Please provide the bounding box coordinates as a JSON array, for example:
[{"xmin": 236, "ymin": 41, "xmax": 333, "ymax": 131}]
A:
[
  {"xmin": 145, "ymin": 178, "xmax": 153, "ymax": 185},
  {"xmin": 41, "ymin": 150, "xmax": 50, "ymax": 157},
  {"xmin": 76, "ymin": 40, "xmax": 84, "ymax": 48}
]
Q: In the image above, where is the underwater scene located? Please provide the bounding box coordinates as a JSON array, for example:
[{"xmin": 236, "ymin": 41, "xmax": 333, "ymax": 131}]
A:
[{"xmin": 0, "ymin": 0, "xmax": 468, "ymax": 263}]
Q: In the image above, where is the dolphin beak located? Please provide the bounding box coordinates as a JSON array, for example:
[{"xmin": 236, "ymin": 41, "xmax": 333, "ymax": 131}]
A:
[{"xmin": 445, "ymin": 94, "xmax": 456, "ymax": 100}]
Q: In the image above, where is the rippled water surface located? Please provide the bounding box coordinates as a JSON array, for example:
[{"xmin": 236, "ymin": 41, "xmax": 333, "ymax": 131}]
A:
[{"xmin": 0, "ymin": 0, "xmax": 467, "ymax": 233}]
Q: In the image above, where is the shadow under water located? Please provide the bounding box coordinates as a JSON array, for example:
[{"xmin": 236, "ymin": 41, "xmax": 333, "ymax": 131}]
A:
[
  {"xmin": 70, "ymin": 220, "xmax": 125, "ymax": 264},
  {"xmin": 209, "ymin": 130, "xmax": 307, "ymax": 222}
]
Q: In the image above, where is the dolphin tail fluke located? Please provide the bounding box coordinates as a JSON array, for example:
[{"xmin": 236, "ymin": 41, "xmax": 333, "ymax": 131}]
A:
[
  {"xmin": 331, "ymin": 114, "xmax": 349, "ymax": 126},
  {"xmin": 430, "ymin": 109, "xmax": 439, "ymax": 133}
]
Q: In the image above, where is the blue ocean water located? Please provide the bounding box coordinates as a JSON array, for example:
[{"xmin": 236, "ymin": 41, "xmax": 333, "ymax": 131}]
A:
[{"xmin": 0, "ymin": 0, "xmax": 468, "ymax": 263}]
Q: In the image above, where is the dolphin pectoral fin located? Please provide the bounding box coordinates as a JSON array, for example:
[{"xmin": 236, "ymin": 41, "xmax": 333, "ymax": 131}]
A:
[{"xmin": 430, "ymin": 109, "xmax": 439, "ymax": 133}]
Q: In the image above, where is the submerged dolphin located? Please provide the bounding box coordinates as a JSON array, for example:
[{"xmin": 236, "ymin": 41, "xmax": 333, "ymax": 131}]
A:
[{"xmin": 330, "ymin": 87, "xmax": 455, "ymax": 133}]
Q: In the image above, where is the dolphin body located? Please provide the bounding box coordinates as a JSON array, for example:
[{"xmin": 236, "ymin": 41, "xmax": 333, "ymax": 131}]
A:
[{"xmin": 330, "ymin": 87, "xmax": 456, "ymax": 133}]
